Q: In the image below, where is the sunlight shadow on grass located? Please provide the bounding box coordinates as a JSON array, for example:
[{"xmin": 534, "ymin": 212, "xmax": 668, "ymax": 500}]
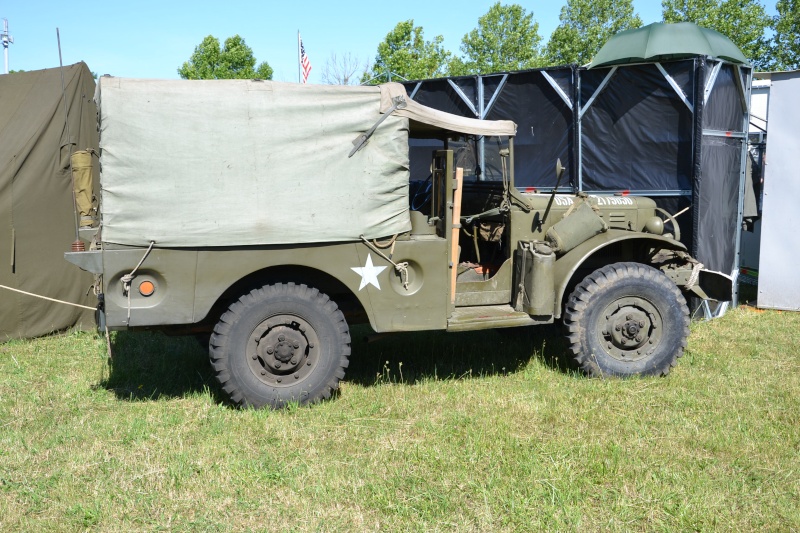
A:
[
  {"xmin": 102, "ymin": 324, "xmax": 576, "ymax": 405},
  {"xmin": 101, "ymin": 331, "xmax": 223, "ymax": 403},
  {"xmin": 346, "ymin": 323, "xmax": 574, "ymax": 386}
]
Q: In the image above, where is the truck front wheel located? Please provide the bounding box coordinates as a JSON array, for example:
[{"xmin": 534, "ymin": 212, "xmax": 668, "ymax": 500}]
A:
[
  {"xmin": 563, "ymin": 262, "xmax": 689, "ymax": 377},
  {"xmin": 210, "ymin": 283, "xmax": 350, "ymax": 408}
]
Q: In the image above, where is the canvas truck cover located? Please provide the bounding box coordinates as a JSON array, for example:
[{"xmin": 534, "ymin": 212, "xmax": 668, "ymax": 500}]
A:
[{"xmin": 97, "ymin": 78, "xmax": 515, "ymax": 247}]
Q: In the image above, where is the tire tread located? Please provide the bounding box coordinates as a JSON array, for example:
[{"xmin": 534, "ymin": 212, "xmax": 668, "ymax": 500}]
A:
[
  {"xmin": 563, "ymin": 262, "xmax": 690, "ymax": 377},
  {"xmin": 210, "ymin": 283, "xmax": 350, "ymax": 409}
]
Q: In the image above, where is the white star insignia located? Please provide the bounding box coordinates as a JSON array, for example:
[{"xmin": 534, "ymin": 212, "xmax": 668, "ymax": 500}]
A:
[{"xmin": 351, "ymin": 253, "xmax": 387, "ymax": 291}]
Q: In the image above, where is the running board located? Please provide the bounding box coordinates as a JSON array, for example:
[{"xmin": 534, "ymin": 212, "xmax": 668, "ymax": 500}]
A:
[{"xmin": 447, "ymin": 304, "xmax": 552, "ymax": 332}]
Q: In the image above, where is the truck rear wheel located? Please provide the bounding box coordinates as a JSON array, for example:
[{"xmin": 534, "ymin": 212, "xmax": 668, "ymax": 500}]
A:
[
  {"xmin": 563, "ymin": 262, "xmax": 689, "ymax": 377},
  {"xmin": 210, "ymin": 283, "xmax": 350, "ymax": 408}
]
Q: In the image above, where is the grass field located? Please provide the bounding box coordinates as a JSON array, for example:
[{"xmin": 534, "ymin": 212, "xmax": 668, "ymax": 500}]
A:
[{"xmin": 0, "ymin": 306, "xmax": 798, "ymax": 531}]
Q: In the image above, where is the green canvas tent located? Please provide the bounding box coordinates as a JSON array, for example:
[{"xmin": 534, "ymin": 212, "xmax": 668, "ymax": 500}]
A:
[{"xmin": 0, "ymin": 62, "xmax": 98, "ymax": 340}]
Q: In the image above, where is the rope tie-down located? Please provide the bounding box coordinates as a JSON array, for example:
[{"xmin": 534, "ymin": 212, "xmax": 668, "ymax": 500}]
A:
[
  {"xmin": 360, "ymin": 235, "xmax": 410, "ymax": 290},
  {"xmin": 120, "ymin": 241, "xmax": 156, "ymax": 325},
  {"xmin": 671, "ymin": 250, "xmax": 704, "ymax": 290},
  {"xmin": 0, "ymin": 284, "xmax": 96, "ymax": 310}
]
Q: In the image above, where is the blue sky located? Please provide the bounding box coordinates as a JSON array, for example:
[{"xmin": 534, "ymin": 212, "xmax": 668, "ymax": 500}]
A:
[{"xmin": 0, "ymin": 1, "xmax": 770, "ymax": 82}]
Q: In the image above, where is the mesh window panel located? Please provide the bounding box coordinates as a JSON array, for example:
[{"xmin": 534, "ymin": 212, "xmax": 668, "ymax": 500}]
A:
[
  {"xmin": 703, "ymin": 64, "xmax": 745, "ymax": 132},
  {"xmin": 696, "ymin": 135, "xmax": 741, "ymax": 273},
  {"xmin": 485, "ymin": 69, "xmax": 574, "ymax": 188},
  {"xmin": 404, "ymin": 78, "xmax": 478, "ymax": 117},
  {"xmin": 580, "ymin": 63, "xmax": 694, "ymax": 191}
]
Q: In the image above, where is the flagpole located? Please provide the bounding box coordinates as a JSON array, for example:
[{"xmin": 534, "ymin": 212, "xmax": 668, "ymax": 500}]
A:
[{"xmin": 297, "ymin": 30, "xmax": 301, "ymax": 84}]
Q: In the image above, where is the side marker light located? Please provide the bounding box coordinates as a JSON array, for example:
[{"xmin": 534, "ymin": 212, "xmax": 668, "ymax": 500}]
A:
[{"xmin": 138, "ymin": 280, "xmax": 156, "ymax": 297}]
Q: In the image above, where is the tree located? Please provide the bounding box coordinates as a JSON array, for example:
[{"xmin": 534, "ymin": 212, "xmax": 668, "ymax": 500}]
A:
[
  {"xmin": 362, "ymin": 20, "xmax": 451, "ymax": 83},
  {"xmin": 321, "ymin": 53, "xmax": 367, "ymax": 85},
  {"xmin": 178, "ymin": 35, "xmax": 273, "ymax": 80},
  {"xmin": 771, "ymin": 0, "xmax": 800, "ymax": 70},
  {"xmin": 662, "ymin": 0, "xmax": 773, "ymax": 70},
  {"xmin": 451, "ymin": 3, "xmax": 543, "ymax": 75},
  {"xmin": 545, "ymin": 0, "xmax": 643, "ymax": 66}
]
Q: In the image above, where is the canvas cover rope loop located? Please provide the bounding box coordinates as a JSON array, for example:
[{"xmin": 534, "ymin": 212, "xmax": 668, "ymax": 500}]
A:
[
  {"xmin": 360, "ymin": 235, "xmax": 409, "ymax": 290},
  {"xmin": 670, "ymin": 250, "xmax": 704, "ymax": 290},
  {"xmin": 121, "ymin": 241, "xmax": 156, "ymax": 324}
]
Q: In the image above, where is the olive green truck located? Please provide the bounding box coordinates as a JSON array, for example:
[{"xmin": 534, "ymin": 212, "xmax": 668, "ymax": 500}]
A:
[{"xmin": 66, "ymin": 77, "xmax": 731, "ymax": 408}]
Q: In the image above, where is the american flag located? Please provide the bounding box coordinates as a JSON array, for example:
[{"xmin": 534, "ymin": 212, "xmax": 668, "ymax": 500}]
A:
[{"xmin": 299, "ymin": 34, "xmax": 312, "ymax": 84}]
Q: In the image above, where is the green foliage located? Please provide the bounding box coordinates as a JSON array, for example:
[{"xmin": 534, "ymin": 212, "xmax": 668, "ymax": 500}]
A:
[
  {"xmin": 362, "ymin": 20, "xmax": 451, "ymax": 83},
  {"xmin": 451, "ymin": 2, "xmax": 543, "ymax": 75},
  {"xmin": 545, "ymin": 0, "xmax": 643, "ymax": 66},
  {"xmin": 771, "ymin": 0, "xmax": 800, "ymax": 70},
  {"xmin": 178, "ymin": 34, "xmax": 273, "ymax": 80},
  {"xmin": 662, "ymin": 0, "xmax": 773, "ymax": 69}
]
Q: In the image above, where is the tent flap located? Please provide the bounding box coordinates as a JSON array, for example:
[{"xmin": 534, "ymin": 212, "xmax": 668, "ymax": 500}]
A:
[
  {"xmin": 380, "ymin": 82, "xmax": 516, "ymax": 137},
  {"xmin": 0, "ymin": 63, "xmax": 98, "ymax": 340}
]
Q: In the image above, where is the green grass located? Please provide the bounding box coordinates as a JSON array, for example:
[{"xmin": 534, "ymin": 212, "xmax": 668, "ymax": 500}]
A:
[{"xmin": 1, "ymin": 307, "xmax": 798, "ymax": 531}]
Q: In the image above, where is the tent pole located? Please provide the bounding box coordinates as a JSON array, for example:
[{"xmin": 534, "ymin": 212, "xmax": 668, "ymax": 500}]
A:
[
  {"xmin": 56, "ymin": 28, "xmax": 81, "ymax": 249},
  {"xmin": 732, "ymin": 66, "xmax": 753, "ymax": 308},
  {"xmin": 478, "ymin": 76, "xmax": 484, "ymax": 179}
]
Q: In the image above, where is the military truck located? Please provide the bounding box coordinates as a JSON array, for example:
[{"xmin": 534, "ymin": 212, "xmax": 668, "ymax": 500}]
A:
[{"xmin": 66, "ymin": 77, "xmax": 731, "ymax": 409}]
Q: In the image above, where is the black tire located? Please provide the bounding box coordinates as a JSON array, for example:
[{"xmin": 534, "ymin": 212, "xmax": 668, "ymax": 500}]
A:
[
  {"xmin": 210, "ymin": 283, "xmax": 350, "ymax": 408},
  {"xmin": 563, "ymin": 262, "xmax": 689, "ymax": 377}
]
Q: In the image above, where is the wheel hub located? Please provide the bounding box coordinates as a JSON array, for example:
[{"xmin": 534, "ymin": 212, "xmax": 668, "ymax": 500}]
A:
[
  {"xmin": 267, "ymin": 332, "xmax": 302, "ymax": 364},
  {"xmin": 600, "ymin": 297, "xmax": 663, "ymax": 362},
  {"xmin": 246, "ymin": 316, "xmax": 320, "ymax": 385}
]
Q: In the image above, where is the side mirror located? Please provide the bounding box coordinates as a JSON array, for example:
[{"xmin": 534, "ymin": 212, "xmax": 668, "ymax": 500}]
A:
[{"xmin": 555, "ymin": 158, "xmax": 565, "ymax": 181}]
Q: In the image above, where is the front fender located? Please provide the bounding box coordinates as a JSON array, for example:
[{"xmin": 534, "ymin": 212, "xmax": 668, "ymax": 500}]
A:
[{"xmin": 552, "ymin": 230, "xmax": 687, "ymax": 318}]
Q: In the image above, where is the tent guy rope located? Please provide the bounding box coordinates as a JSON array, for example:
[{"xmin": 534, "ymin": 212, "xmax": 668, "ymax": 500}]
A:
[{"xmin": 0, "ymin": 284, "xmax": 95, "ymax": 310}]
